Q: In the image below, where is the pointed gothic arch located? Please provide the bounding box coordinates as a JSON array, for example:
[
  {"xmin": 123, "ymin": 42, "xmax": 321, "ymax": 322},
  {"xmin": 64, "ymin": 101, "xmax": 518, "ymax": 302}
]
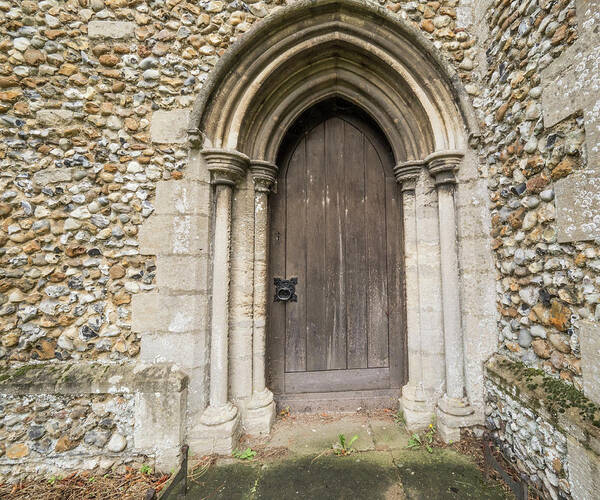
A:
[
  {"xmin": 189, "ymin": 0, "xmax": 479, "ymax": 163},
  {"xmin": 189, "ymin": 0, "xmax": 490, "ymax": 453}
]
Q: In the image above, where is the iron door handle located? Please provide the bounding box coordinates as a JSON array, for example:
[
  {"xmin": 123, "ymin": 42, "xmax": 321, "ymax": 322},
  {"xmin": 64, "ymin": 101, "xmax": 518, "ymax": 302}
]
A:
[{"xmin": 274, "ymin": 277, "xmax": 297, "ymax": 302}]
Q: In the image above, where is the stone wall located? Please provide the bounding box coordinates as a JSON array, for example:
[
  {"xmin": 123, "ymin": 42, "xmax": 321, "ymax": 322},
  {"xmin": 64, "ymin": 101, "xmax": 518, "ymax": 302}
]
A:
[
  {"xmin": 0, "ymin": 362, "xmax": 188, "ymax": 480},
  {"xmin": 474, "ymin": 0, "xmax": 589, "ymax": 386},
  {"xmin": 0, "ymin": 0, "xmax": 487, "ymax": 370},
  {"xmin": 1, "ymin": 392, "xmax": 139, "ymax": 479},
  {"xmin": 486, "ymin": 375, "xmax": 571, "ymax": 498},
  {"xmin": 473, "ymin": 1, "xmax": 600, "ymax": 496},
  {"xmin": 1, "ymin": 0, "xmax": 600, "ymax": 488},
  {"xmin": 485, "ymin": 354, "xmax": 600, "ymax": 499}
]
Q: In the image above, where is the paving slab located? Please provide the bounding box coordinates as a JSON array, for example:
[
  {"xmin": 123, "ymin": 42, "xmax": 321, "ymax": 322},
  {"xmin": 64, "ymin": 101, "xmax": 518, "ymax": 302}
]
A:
[
  {"xmin": 392, "ymin": 448, "xmax": 507, "ymax": 500},
  {"xmin": 369, "ymin": 418, "xmax": 410, "ymax": 450},
  {"xmin": 189, "ymin": 461, "xmax": 259, "ymax": 499},
  {"xmin": 266, "ymin": 414, "xmax": 374, "ymax": 455},
  {"xmin": 256, "ymin": 452, "xmax": 404, "ymax": 499},
  {"xmin": 184, "ymin": 415, "xmax": 511, "ymax": 500}
]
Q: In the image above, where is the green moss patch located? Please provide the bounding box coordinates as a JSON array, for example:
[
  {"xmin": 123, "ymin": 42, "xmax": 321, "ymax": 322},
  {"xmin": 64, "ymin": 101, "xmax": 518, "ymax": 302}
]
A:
[{"xmin": 497, "ymin": 357, "xmax": 600, "ymax": 428}]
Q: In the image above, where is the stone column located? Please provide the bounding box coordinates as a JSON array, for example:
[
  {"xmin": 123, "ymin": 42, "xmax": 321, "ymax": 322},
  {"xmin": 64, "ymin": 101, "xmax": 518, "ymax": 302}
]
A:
[
  {"xmin": 394, "ymin": 161, "xmax": 432, "ymax": 429},
  {"xmin": 197, "ymin": 149, "xmax": 248, "ymax": 454},
  {"xmin": 246, "ymin": 161, "xmax": 278, "ymax": 435},
  {"xmin": 426, "ymin": 150, "xmax": 473, "ymax": 443}
]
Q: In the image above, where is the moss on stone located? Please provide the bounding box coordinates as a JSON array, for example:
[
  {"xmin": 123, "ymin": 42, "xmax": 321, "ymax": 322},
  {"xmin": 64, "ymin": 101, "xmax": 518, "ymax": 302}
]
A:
[{"xmin": 495, "ymin": 357, "xmax": 600, "ymax": 428}]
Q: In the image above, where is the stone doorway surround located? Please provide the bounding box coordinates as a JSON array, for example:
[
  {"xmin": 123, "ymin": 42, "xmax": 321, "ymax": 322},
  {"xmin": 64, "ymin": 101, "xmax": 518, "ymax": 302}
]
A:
[{"xmin": 134, "ymin": 0, "xmax": 498, "ymax": 454}]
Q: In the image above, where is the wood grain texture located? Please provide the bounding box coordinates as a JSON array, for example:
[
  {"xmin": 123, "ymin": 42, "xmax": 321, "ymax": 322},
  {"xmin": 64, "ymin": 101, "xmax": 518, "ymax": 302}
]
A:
[
  {"xmin": 305, "ymin": 122, "xmax": 328, "ymax": 371},
  {"xmin": 344, "ymin": 121, "xmax": 368, "ymax": 369},
  {"xmin": 268, "ymin": 102, "xmax": 406, "ymax": 397},
  {"xmin": 325, "ymin": 118, "xmax": 347, "ymax": 370},
  {"xmin": 285, "ymin": 368, "xmax": 390, "ymax": 393},
  {"xmin": 285, "ymin": 141, "xmax": 307, "ymax": 372}
]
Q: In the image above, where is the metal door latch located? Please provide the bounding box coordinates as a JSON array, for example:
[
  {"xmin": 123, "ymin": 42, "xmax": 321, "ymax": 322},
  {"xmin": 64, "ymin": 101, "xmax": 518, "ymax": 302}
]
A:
[{"xmin": 274, "ymin": 277, "xmax": 297, "ymax": 302}]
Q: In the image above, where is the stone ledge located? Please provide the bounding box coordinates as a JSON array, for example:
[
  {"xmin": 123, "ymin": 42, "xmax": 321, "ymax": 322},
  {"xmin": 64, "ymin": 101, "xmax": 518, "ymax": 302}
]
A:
[
  {"xmin": 0, "ymin": 362, "xmax": 188, "ymax": 396},
  {"xmin": 485, "ymin": 354, "xmax": 600, "ymax": 455}
]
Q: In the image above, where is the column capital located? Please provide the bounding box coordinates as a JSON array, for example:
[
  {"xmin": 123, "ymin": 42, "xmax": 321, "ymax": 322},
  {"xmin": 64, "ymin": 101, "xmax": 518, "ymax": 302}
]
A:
[
  {"xmin": 250, "ymin": 160, "xmax": 278, "ymax": 193},
  {"xmin": 425, "ymin": 150, "xmax": 464, "ymax": 186},
  {"xmin": 394, "ymin": 160, "xmax": 424, "ymax": 192},
  {"xmin": 187, "ymin": 127, "xmax": 203, "ymax": 148},
  {"xmin": 202, "ymin": 148, "xmax": 249, "ymax": 186}
]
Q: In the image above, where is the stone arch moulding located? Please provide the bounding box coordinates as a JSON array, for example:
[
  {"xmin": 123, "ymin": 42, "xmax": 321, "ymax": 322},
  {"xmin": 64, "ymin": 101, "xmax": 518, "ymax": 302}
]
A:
[
  {"xmin": 189, "ymin": 0, "xmax": 479, "ymax": 160},
  {"xmin": 187, "ymin": 0, "xmax": 490, "ymax": 454}
]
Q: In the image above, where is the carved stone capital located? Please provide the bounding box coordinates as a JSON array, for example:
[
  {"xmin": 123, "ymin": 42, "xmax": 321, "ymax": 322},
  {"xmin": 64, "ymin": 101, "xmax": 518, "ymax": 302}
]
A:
[
  {"xmin": 187, "ymin": 127, "xmax": 203, "ymax": 148},
  {"xmin": 425, "ymin": 150, "xmax": 464, "ymax": 186},
  {"xmin": 250, "ymin": 160, "xmax": 278, "ymax": 193},
  {"xmin": 393, "ymin": 160, "xmax": 424, "ymax": 192},
  {"xmin": 202, "ymin": 148, "xmax": 249, "ymax": 186}
]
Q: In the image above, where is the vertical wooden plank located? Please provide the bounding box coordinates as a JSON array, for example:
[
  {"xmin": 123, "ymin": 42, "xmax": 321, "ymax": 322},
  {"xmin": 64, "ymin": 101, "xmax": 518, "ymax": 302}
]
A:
[
  {"xmin": 365, "ymin": 142, "xmax": 389, "ymax": 368},
  {"xmin": 305, "ymin": 123, "xmax": 328, "ymax": 371},
  {"xmin": 345, "ymin": 122, "xmax": 368, "ymax": 369},
  {"xmin": 268, "ymin": 161, "xmax": 286, "ymax": 393},
  {"xmin": 325, "ymin": 118, "xmax": 347, "ymax": 370},
  {"xmin": 285, "ymin": 139, "xmax": 307, "ymax": 373},
  {"xmin": 386, "ymin": 177, "xmax": 406, "ymax": 388}
]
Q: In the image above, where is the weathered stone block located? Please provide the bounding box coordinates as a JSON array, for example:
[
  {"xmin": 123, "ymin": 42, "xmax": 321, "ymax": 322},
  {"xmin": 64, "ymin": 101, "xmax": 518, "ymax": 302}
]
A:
[
  {"xmin": 150, "ymin": 109, "xmax": 190, "ymax": 144},
  {"xmin": 32, "ymin": 168, "xmax": 74, "ymax": 189},
  {"xmin": 140, "ymin": 331, "xmax": 198, "ymax": 368},
  {"xmin": 555, "ymin": 171, "xmax": 600, "ymax": 242},
  {"xmin": 567, "ymin": 436, "xmax": 600, "ymax": 500},
  {"xmin": 131, "ymin": 293, "xmax": 208, "ymax": 334},
  {"xmin": 0, "ymin": 362, "xmax": 187, "ymax": 396},
  {"xmin": 88, "ymin": 21, "xmax": 135, "ymax": 39},
  {"xmin": 138, "ymin": 214, "xmax": 209, "ymax": 255},
  {"xmin": 245, "ymin": 401, "xmax": 276, "ymax": 436},
  {"xmin": 36, "ymin": 109, "xmax": 74, "ymax": 127},
  {"xmin": 540, "ymin": 31, "xmax": 600, "ymax": 130},
  {"xmin": 190, "ymin": 415, "xmax": 242, "ymax": 456},
  {"xmin": 156, "ymin": 255, "xmax": 209, "ymax": 292},
  {"xmin": 579, "ymin": 319, "xmax": 600, "ymax": 406},
  {"xmin": 134, "ymin": 389, "xmax": 187, "ymax": 472},
  {"xmin": 155, "ymin": 180, "xmax": 210, "ymax": 216}
]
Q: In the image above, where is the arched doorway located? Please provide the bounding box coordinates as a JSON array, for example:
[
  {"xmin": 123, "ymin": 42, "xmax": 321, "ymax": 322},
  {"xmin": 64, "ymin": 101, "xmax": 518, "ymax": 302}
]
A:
[
  {"xmin": 182, "ymin": 0, "xmax": 493, "ymax": 454},
  {"xmin": 267, "ymin": 99, "xmax": 406, "ymax": 410}
]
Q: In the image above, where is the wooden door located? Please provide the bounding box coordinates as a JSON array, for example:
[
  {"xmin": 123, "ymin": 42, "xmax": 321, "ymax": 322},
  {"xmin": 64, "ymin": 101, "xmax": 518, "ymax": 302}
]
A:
[{"xmin": 268, "ymin": 102, "xmax": 406, "ymax": 406}]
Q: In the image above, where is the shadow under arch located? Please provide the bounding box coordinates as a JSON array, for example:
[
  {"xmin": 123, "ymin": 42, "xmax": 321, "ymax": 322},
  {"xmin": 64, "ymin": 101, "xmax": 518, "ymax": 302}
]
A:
[{"xmin": 189, "ymin": 0, "xmax": 479, "ymax": 165}]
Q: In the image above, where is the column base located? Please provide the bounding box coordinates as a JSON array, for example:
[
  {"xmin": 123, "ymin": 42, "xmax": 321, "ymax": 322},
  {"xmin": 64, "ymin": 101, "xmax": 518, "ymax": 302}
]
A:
[
  {"xmin": 245, "ymin": 389, "xmax": 276, "ymax": 436},
  {"xmin": 400, "ymin": 384, "xmax": 434, "ymax": 430},
  {"xmin": 435, "ymin": 394, "xmax": 477, "ymax": 443},
  {"xmin": 193, "ymin": 402, "xmax": 241, "ymax": 455}
]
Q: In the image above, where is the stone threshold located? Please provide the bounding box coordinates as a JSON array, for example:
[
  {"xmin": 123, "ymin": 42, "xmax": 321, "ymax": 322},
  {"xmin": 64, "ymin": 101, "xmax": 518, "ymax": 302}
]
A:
[{"xmin": 485, "ymin": 354, "xmax": 600, "ymax": 456}]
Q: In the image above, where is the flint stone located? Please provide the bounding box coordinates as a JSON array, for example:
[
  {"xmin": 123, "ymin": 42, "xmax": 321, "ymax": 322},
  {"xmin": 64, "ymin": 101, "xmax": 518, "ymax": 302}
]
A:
[
  {"xmin": 107, "ymin": 433, "xmax": 127, "ymax": 452},
  {"xmin": 84, "ymin": 429, "xmax": 111, "ymax": 448},
  {"xmin": 531, "ymin": 324, "xmax": 547, "ymax": 338},
  {"xmin": 518, "ymin": 329, "xmax": 532, "ymax": 348},
  {"xmin": 91, "ymin": 214, "xmax": 110, "ymax": 228},
  {"xmin": 28, "ymin": 426, "xmax": 45, "ymax": 440}
]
